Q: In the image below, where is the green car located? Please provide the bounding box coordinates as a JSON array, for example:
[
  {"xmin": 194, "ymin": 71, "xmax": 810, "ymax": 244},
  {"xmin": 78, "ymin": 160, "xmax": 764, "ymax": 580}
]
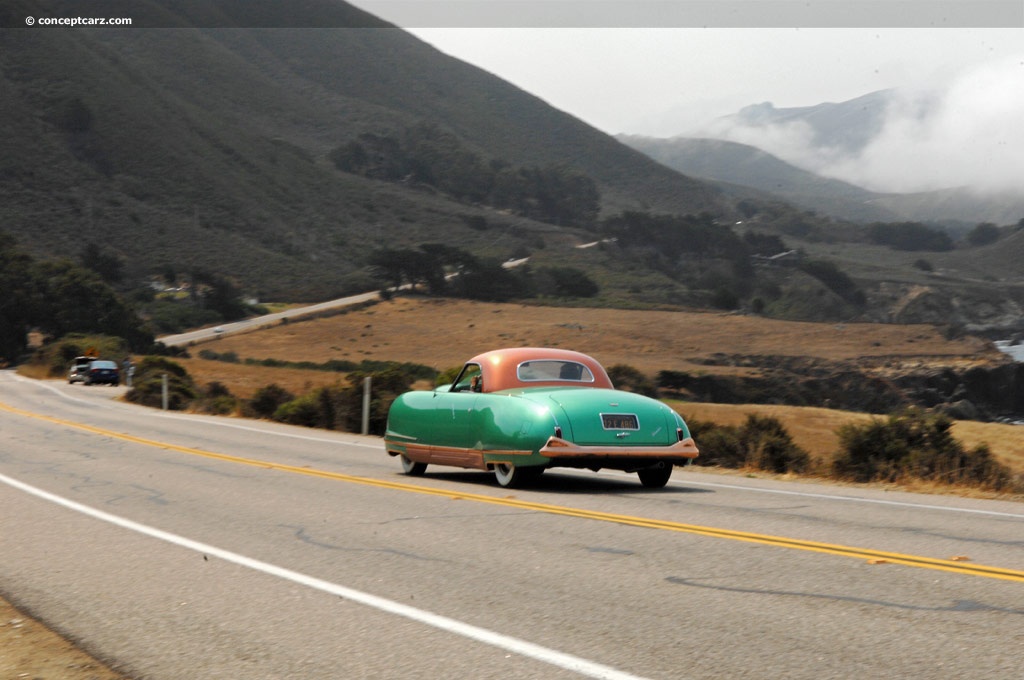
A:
[{"xmin": 384, "ymin": 347, "xmax": 699, "ymax": 488}]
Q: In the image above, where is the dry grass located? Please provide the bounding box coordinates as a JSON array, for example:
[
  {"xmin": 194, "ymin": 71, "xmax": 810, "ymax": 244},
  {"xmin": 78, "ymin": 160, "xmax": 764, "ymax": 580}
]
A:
[
  {"xmin": 193, "ymin": 296, "xmax": 999, "ymax": 376},
  {"xmin": 177, "ymin": 358, "xmax": 346, "ymax": 399},
  {"xmin": 671, "ymin": 401, "xmax": 1024, "ymax": 478},
  {"xmin": 949, "ymin": 419, "xmax": 1024, "ymax": 472},
  {"xmin": 175, "ymin": 296, "xmax": 1023, "ymax": 485}
]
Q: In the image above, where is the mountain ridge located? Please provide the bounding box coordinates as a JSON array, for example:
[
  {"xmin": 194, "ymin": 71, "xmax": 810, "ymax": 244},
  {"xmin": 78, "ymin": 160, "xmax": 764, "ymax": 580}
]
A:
[
  {"xmin": 625, "ymin": 86, "xmax": 1024, "ymax": 226},
  {"xmin": 618, "ymin": 135, "xmax": 899, "ymax": 223}
]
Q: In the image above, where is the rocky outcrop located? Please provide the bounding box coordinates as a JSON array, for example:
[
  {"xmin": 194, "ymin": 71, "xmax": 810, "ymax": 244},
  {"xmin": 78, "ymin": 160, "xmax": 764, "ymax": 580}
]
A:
[
  {"xmin": 867, "ymin": 282, "xmax": 1024, "ymax": 334},
  {"xmin": 659, "ymin": 354, "xmax": 1024, "ymax": 422}
]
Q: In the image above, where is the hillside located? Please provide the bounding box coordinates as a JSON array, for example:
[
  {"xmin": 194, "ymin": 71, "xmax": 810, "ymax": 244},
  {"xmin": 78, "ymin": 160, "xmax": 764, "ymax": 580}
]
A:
[
  {"xmin": 618, "ymin": 136, "xmax": 898, "ymax": 223},
  {"xmin": 0, "ymin": 0, "xmax": 729, "ymax": 300},
  {"xmin": 4, "ymin": 0, "xmax": 1023, "ymax": 336}
]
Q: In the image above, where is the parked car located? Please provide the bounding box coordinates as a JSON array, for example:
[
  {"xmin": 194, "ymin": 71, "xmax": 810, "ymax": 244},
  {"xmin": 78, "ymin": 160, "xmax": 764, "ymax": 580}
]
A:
[
  {"xmin": 84, "ymin": 360, "xmax": 120, "ymax": 386},
  {"xmin": 384, "ymin": 348, "xmax": 699, "ymax": 488},
  {"xmin": 68, "ymin": 356, "xmax": 94, "ymax": 384}
]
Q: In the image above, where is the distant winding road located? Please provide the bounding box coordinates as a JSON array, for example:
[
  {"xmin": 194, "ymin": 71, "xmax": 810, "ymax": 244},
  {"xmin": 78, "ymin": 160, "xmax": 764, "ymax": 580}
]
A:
[
  {"xmin": 2, "ymin": 372, "xmax": 1023, "ymax": 679},
  {"xmin": 158, "ymin": 290, "xmax": 381, "ymax": 347}
]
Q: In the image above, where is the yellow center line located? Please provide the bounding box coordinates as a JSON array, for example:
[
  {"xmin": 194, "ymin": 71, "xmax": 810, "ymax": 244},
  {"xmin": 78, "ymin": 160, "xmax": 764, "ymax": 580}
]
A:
[{"xmin": 4, "ymin": 400, "xmax": 1024, "ymax": 583}]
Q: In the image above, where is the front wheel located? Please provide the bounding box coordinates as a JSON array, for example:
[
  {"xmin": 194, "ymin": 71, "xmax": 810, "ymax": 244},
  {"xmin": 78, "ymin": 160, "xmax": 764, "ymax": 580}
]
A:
[
  {"xmin": 637, "ymin": 463, "xmax": 673, "ymax": 488},
  {"xmin": 494, "ymin": 463, "xmax": 542, "ymax": 488},
  {"xmin": 399, "ymin": 455, "xmax": 427, "ymax": 476}
]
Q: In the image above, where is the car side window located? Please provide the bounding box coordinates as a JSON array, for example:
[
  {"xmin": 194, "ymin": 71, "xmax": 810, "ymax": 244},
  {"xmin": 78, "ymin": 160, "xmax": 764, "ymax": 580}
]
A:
[{"xmin": 450, "ymin": 363, "xmax": 483, "ymax": 392}]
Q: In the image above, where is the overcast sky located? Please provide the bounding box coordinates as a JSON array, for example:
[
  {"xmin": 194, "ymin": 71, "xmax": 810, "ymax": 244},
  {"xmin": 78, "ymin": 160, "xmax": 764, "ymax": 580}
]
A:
[
  {"xmin": 348, "ymin": 2, "xmax": 1024, "ymax": 192},
  {"xmin": 399, "ymin": 27, "xmax": 1023, "ymax": 136}
]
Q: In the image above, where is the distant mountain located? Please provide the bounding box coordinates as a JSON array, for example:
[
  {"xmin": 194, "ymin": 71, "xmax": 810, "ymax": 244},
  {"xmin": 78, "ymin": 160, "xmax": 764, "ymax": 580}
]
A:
[
  {"xmin": 618, "ymin": 136, "xmax": 899, "ymax": 223},
  {"xmin": 723, "ymin": 90, "xmax": 896, "ymax": 155},
  {"xmin": 626, "ymin": 86, "xmax": 1024, "ymax": 227},
  {"xmin": 0, "ymin": 0, "xmax": 729, "ymax": 299}
]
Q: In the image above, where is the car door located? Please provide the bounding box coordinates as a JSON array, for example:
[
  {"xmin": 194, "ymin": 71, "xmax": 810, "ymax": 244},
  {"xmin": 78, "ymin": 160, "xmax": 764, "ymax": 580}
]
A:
[{"xmin": 430, "ymin": 363, "xmax": 485, "ymax": 462}]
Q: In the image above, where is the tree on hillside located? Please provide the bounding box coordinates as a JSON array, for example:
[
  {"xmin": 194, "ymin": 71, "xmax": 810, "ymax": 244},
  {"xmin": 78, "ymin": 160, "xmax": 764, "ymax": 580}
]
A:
[
  {"xmin": 197, "ymin": 273, "xmax": 249, "ymax": 320},
  {"xmin": 448, "ymin": 256, "xmax": 528, "ymax": 302},
  {"xmin": 331, "ymin": 126, "xmax": 600, "ymax": 228},
  {"xmin": 367, "ymin": 247, "xmax": 446, "ymax": 294},
  {"xmin": 966, "ymin": 222, "xmax": 1000, "ymax": 247},
  {"xmin": 35, "ymin": 260, "xmax": 153, "ymax": 349},
  {"xmin": 796, "ymin": 259, "xmax": 865, "ymax": 306},
  {"xmin": 80, "ymin": 242, "xmax": 124, "ymax": 285},
  {"xmin": 0, "ymin": 233, "xmax": 42, "ymax": 362},
  {"xmin": 867, "ymin": 222, "xmax": 953, "ymax": 251},
  {"xmin": 0, "ymin": 233, "xmax": 154, "ymax": 361},
  {"xmin": 599, "ymin": 211, "xmax": 747, "ymax": 273},
  {"xmin": 532, "ymin": 266, "xmax": 599, "ymax": 298},
  {"xmin": 742, "ymin": 231, "xmax": 787, "ymax": 256}
]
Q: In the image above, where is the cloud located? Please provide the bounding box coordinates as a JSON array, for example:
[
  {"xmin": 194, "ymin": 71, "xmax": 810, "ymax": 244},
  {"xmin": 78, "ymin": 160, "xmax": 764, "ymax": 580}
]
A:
[{"xmin": 701, "ymin": 56, "xmax": 1024, "ymax": 195}]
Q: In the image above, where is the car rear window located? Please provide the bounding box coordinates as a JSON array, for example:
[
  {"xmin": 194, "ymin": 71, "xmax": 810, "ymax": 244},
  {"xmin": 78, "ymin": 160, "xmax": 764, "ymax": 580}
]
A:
[
  {"xmin": 517, "ymin": 360, "xmax": 595, "ymax": 383},
  {"xmin": 90, "ymin": 361, "xmax": 118, "ymax": 369}
]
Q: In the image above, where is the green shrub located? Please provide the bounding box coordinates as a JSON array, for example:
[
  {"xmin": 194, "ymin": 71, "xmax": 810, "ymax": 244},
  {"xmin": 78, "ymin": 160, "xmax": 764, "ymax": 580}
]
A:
[
  {"xmin": 125, "ymin": 356, "xmax": 196, "ymax": 410},
  {"xmin": 689, "ymin": 421, "xmax": 746, "ymax": 468},
  {"xmin": 263, "ymin": 366, "xmax": 415, "ymax": 434},
  {"xmin": 687, "ymin": 414, "xmax": 809, "ymax": 473},
  {"xmin": 606, "ymin": 364, "xmax": 658, "ymax": 397},
  {"xmin": 739, "ymin": 414, "xmax": 810, "ymax": 473},
  {"xmin": 274, "ymin": 390, "xmax": 327, "ymax": 428},
  {"xmin": 199, "ymin": 349, "xmax": 240, "ymax": 363},
  {"xmin": 249, "ymin": 383, "xmax": 294, "ymax": 418},
  {"xmin": 832, "ymin": 409, "xmax": 1016, "ymax": 490},
  {"xmin": 193, "ymin": 381, "xmax": 238, "ymax": 415}
]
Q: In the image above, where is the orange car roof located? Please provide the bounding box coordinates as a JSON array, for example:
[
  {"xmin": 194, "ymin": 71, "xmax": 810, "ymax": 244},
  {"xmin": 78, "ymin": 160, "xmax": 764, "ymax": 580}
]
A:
[{"xmin": 467, "ymin": 347, "xmax": 614, "ymax": 392}]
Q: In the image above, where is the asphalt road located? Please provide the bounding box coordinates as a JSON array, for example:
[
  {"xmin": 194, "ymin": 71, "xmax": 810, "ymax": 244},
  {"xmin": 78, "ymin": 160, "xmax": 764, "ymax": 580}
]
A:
[{"xmin": 2, "ymin": 371, "xmax": 1023, "ymax": 679}]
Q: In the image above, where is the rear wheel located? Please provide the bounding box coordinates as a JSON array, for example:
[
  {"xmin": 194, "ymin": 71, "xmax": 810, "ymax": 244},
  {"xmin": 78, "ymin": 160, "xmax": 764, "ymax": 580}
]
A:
[
  {"xmin": 494, "ymin": 463, "xmax": 542, "ymax": 488},
  {"xmin": 399, "ymin": 454, "xmax": 427, "ymax": 476},
  {"xmin": 637, "ymin": 463, "xmax": 673, "ymax": 488}
]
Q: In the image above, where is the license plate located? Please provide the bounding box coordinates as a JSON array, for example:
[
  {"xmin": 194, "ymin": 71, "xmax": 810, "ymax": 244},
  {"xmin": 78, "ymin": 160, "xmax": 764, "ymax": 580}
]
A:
[{"xmin": 601, "ymin": 413, "xmax": 639, "ymax": 430}]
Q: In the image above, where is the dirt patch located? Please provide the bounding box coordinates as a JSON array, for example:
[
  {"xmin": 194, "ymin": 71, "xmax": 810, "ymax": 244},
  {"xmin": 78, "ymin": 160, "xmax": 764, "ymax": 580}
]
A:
[{"xmin": 0, "ymin": 599, "xmax": 126, "ymax": 679}]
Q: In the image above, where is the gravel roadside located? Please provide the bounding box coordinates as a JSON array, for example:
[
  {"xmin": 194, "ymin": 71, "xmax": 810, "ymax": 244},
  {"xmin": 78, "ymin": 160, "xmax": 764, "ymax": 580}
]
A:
[{"xmin": 1, "ymin": 598, "xmax": 127, "ymax": 679}]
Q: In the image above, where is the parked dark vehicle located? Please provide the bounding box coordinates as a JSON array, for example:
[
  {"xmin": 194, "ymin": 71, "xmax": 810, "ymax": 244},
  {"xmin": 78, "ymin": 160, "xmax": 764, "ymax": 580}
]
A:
[
  {"xmin": 68, "ymin": 356, "xmax": 94, "ymax": 384},
  {"xmin": 85, "ymin": 360, "xmax": 120, "ymax": 386}
]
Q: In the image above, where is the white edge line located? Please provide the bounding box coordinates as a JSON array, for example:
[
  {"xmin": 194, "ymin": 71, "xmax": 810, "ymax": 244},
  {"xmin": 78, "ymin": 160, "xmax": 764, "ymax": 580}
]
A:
[
  {"xmin": 0, "ymin": 472, "xmax": 647, "ymax": 680},
  {"xmin": 677, "ymin": 479, "xmax": 1024, "ymax": 519}
]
